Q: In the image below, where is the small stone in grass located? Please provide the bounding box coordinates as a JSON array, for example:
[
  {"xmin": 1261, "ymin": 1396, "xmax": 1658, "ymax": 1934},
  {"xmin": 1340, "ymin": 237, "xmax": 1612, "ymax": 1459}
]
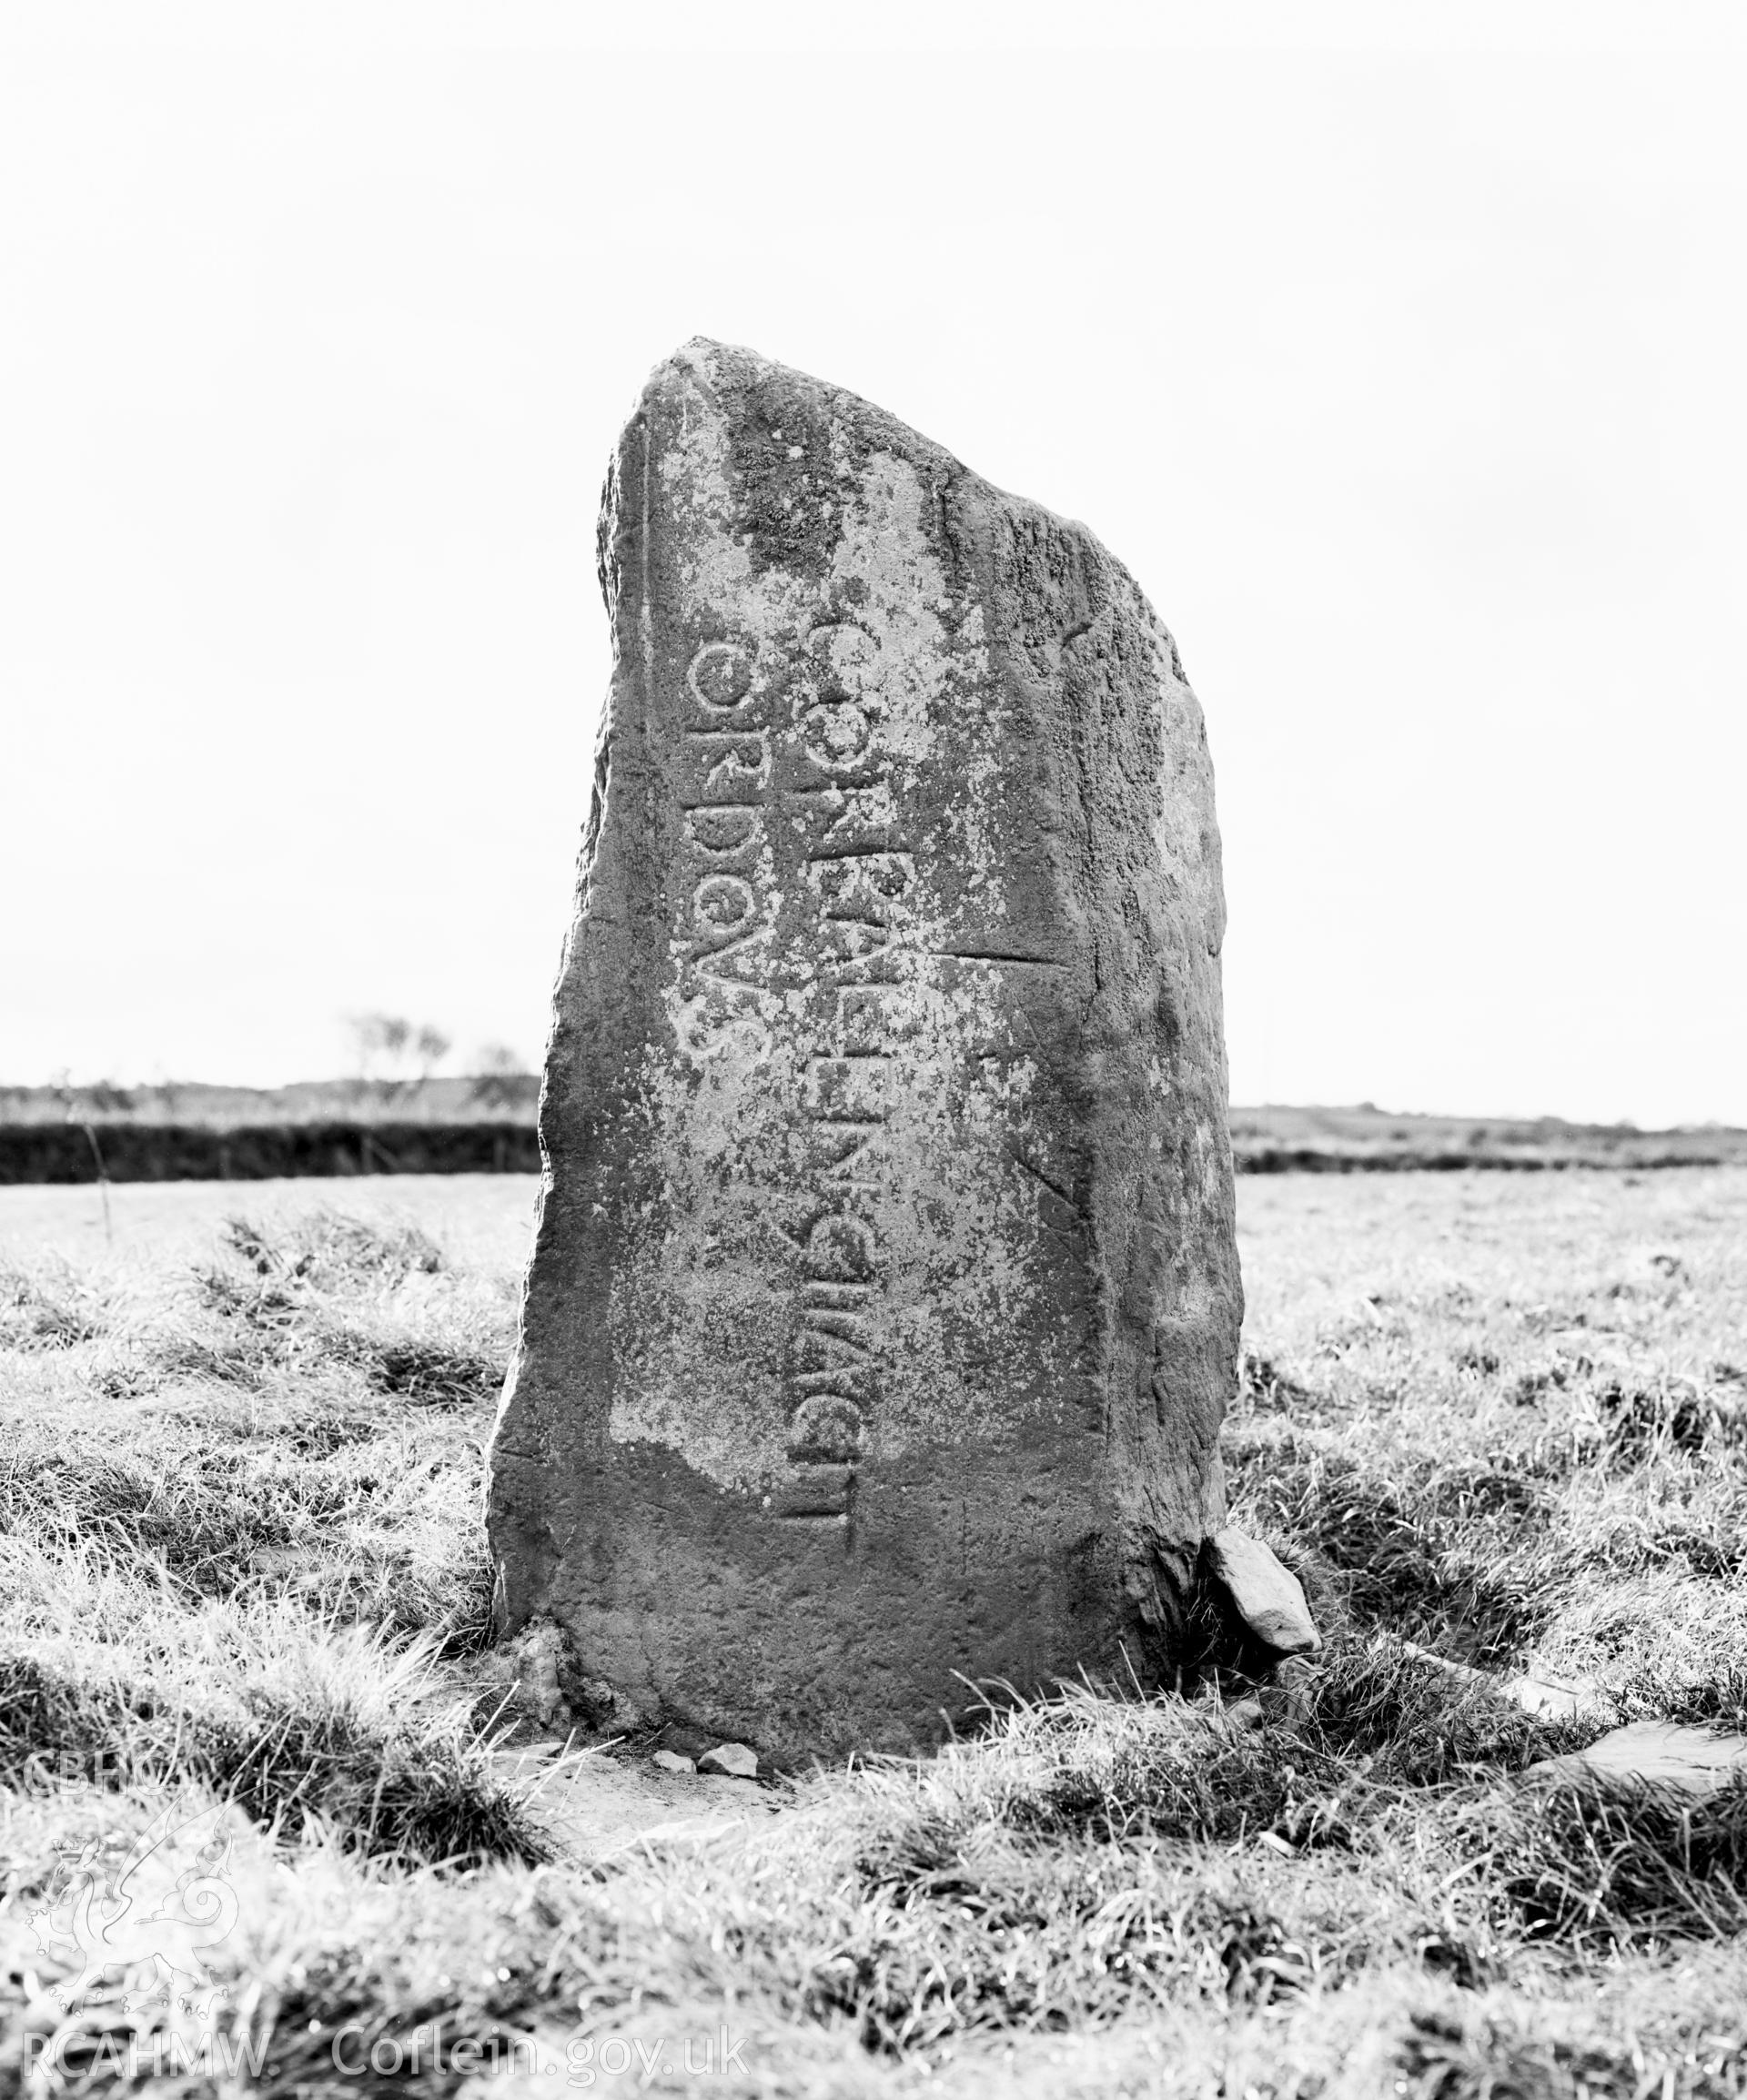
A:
[
  {"xmin": 1403, "ymin": 1640, "xmax": 1608, "ymax": 1724},
  {"xmin": 651, "ymin": 1749, "xmax": 696, "ymax": 1774},
  {"xmin": 1527, "ymin": 1721, "xmax": 1747, "ymax": 1796},
  {"xmin": 698, "ymin": 1742, "xmax": 759, "ymax": 1779},
  {"xmin": 1209, "ymin": 1528, "xmax": 1321, "ymax": 1656},
  {"xmin": 1500, "ymin": 1666, "xmax": 1607, "ymax": 1723},
  {"xmin": 1401, "ymin": 1638, "xmax": 1486, "ymax": 1688},
  {"xmin": 1258, "ymin": 1655, "xmax": 1319, "ymax": 1726}
]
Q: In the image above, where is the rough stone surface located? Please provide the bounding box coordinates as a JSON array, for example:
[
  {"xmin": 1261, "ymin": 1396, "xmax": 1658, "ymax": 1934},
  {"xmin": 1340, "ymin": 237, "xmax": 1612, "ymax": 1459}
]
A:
[
  {"xmin": 1208, "ymin": 1529, "xmax": 1320, "ymax": 1657},
  {"xmin": 1529, "ymin": 1721, "xmax": 1747, "ymax": 1796},
  {"xmin": 698, "ymin": 1742, "xmax": 761, "ymax": 1779},
  {"xmin": 487, "ymin": 338, "xmax": 1240, "ymax": 1761}
]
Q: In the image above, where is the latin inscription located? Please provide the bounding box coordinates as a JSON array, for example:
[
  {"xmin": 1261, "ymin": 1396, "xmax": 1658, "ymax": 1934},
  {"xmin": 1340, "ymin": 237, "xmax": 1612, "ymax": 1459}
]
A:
[
  {"xmin": 780, "ymin": 616, "xmax": 917, "ymax": 1523},
  {"xmin": 672, "ymin": 625, "xmax": 917, "ymax": 1524},
  {"xmin": 672, "ymin": 640, "xmax": 774, "ymax": 1056}
]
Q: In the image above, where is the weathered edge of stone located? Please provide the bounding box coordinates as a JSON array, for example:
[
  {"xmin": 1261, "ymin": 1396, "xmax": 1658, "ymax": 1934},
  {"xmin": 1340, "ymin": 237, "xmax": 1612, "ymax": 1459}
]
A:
[{"xmin": 1208, "ymin": 1528, "xmax": 1321, "ymax": 1657}]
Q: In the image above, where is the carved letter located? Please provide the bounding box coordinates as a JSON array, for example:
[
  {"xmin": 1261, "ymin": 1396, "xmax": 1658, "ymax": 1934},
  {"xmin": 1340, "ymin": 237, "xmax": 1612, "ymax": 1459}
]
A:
[
  {"xmin": 787, "ymin": 1394, "xmax": 864, "ymax": 1464},
  {"xmin": 801, "ymin": 1213, "xmax": 877, "ymax": 1282},
  {"xmin": 686, "ymin": 640, "xmax": 756, "ymax": 714},
  {"xmin": 684, "ymin": 805, "xmax": 765, "ymax": 859},
  {"xmin": 801, "ymin": 702, "xmax": 874, "ymax": 772},
  {"xmin": 692, "ymin": 873, "xmax": 758, "ymax": 934},
  {"xmin": 684, "ymin": 730, "xmax": 771, "ymax": 798}
]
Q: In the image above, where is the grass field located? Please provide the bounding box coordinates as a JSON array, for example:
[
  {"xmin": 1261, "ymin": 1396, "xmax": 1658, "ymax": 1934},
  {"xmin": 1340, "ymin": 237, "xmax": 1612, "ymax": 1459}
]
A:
[{"xmin": 4, "ymin": 1168, "xmax": 1747, "ymax": 2096}]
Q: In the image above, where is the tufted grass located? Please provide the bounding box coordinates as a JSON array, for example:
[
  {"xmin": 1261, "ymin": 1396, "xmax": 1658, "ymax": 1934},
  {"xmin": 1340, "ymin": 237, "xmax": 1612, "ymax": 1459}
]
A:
[{"xmin": 4, "ymin": 1169, "xmax": 1747, "ymax": 2095}]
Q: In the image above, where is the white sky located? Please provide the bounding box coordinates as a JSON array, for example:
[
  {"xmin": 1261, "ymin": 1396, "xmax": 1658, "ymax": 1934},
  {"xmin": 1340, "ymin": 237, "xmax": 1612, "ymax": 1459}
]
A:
[{"xmin": 3, "ymin": 3, "xmax": 1743, "ymax": 1124}]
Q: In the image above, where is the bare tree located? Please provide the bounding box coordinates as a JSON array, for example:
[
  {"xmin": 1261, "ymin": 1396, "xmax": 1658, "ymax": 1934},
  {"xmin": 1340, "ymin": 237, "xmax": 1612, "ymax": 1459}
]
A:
[
  {"xmin": 468, "ymin": 1042, "xmax": 534, "ymax": 1112},
  {"xmin": 414, "ymin": 1025, "xmax": 452, "ymax": 1082},
  {"xmin": 347, "ymin": 1013, "xmax": 451, "ymax": 1107},
  {"xmin": 50, "ymin": 1069, "xmax": 116, "ymax": 1243}
]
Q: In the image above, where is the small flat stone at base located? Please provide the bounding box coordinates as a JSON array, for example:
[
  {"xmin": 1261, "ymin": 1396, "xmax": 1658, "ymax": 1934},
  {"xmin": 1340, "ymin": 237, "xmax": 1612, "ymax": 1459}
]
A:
[
  {"xmin": 698, "ymin": 1742, "xmax": 760, "ymax": 1779},
  {"xmin": 1528, "ymin": 1721, "xmax": 1747, "ymax": 1795},
  {"xmin": 1209, "ymin": 1528, "xmax": 1321, "ymax": 1656},
  {"xmin": 651, "ymin": 1749, "xmax": 696, "ymax": 1774}
]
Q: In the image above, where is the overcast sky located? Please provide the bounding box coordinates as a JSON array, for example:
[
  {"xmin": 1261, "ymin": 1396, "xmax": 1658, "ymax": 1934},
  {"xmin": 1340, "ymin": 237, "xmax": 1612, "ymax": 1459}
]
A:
[{"xmin": 4, "ymin": 3, "xmax": 1743, "ymax": 1124}]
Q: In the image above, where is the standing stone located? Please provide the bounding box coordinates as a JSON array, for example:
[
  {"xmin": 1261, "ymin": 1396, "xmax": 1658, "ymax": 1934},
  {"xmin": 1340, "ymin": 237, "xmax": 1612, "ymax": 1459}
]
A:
[{"xmin": 487, "ymin": 339, "xmax": 1241, "ymax": 1761}]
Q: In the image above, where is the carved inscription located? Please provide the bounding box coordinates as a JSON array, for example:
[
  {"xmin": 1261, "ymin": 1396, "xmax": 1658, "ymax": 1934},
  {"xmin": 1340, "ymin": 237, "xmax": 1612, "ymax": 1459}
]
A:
[
  {"xmin": 774, "ymin": 617, "xmax": 917, "ymax": 1523},
  {"xmin": 673, "ymin": 641, "xmax": 773, "ymax": 1056},
  {"xmin": 672, "ymin": 625, "xmax": 924, "ymax": 1523}
]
